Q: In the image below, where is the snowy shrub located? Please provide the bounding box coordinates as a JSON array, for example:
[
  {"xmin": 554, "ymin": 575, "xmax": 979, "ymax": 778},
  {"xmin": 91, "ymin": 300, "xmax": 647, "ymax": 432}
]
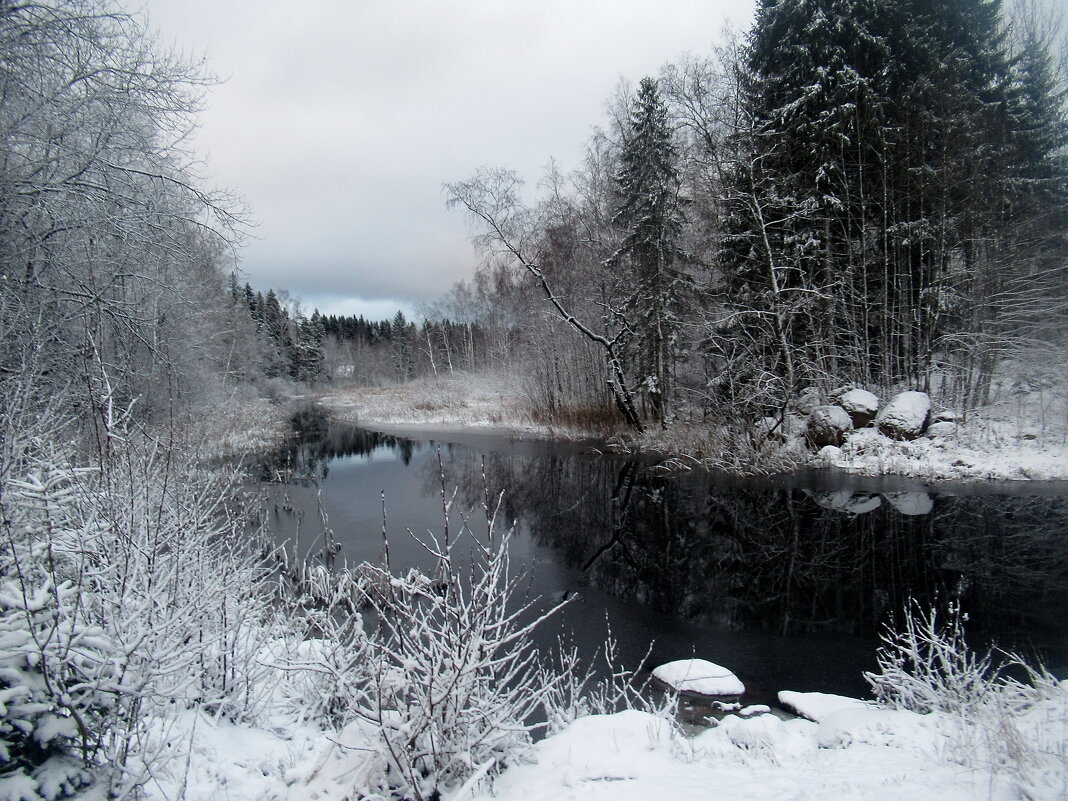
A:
[
  {"xmin": 1, "ymin": 380, "xmax": 284, "ymax": 798},
  {"xmin": 865, "ymin": 602, "xmax": 993, "ymax": 716},
  {"xmin": 865, "ymin": 602, "xmax": 1068, "ymax": 795},
  {"xmin": 339, "ymin": 499, "xmax": 570, "ymax": 801},
  {"xmin": 537, "ymin": 629, "xmax": 658, "ymax": 736},
  {"xmin": 0, "ymin": 466, "xmax": 118, "ymax": 800}
]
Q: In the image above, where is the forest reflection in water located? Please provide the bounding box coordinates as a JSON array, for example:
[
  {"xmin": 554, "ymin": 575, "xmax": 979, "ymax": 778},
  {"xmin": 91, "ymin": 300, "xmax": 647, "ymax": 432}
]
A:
[{"xmin": 260, "ymin": 410, "xmax": 1068, "ymax": 698}]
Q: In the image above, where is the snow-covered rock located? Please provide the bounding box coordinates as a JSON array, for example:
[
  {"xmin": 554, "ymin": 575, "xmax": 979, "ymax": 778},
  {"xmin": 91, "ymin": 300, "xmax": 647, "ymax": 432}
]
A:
[
  {"xmin": 794, "ymin": 387, "xmax": 822, "ymax": 416},
  {"xmin": 717, "ymin": 713, "xmax": 789, "ymax": 750},
  {"xmin": 778, "ymin": 690, "xmax": 873, "ymax": 722},
  {"xmin": 833, "ymin": 388, "xmax": 880, "ymax": 428},
  {"xmin": 932, "ymin": 410, "xmax": 960, "ymax": 423},
  {"xmin": 806, "ymin": 405, "xmax": 853, "ymax": 448},
  {"xmin": 876, "ymin": 391, "xmax": 931, "ymax": 440},
  {"xmin": 652, "ymin": 659, "xmax": 745, "ymax": 697},
  {"xmin": 925, "ymin": 421, "xmax": 957, "ymax": 439},
  {"xmin": 817, "ymin": 444, "xmax": 842, "ymax": 462}
]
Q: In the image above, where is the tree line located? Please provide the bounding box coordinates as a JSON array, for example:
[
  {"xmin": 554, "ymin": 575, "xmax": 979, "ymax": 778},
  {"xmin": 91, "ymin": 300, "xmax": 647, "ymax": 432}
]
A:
[
  {"xmin": 227, "ymin": 277, "xmax": 513, "ymax": 386},
  {"xmin": 447, "ymin": 0, "xmax": 1068, "ymax": 431}
]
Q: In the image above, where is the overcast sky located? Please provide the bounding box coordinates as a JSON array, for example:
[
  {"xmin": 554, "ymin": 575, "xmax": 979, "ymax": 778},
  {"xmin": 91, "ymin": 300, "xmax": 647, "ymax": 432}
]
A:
[{"xmin": 143, "ymin": 0, "xmax": 755, "ymax": 320}]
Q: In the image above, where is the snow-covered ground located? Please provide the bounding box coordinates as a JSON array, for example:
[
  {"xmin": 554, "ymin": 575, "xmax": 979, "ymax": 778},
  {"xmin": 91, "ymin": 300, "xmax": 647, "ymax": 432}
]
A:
[
  {"xmin": 317, "ymin": 372, "xmax": 546, "ymax": 434},
  {"xmin": 464, "ymin": 695, "xmax": 1068, "ymax": 801},
  {"xmin": 820, "ymin": 423, "xmax": 1068, "ymax": 481},
  {"xmin": 149, "ymin": 685, "xmax": 1068, "ymax": 801}
]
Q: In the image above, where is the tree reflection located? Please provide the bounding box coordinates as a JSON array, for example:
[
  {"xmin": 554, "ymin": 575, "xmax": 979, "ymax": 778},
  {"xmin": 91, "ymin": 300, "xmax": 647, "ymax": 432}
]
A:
[
  {"xmin": 259, "ymin": 407, "xmax": 419, "ymax": 484},
  {"xmin": 438, "ymin": 448, "xmax": 1068, "ymax": 648}
]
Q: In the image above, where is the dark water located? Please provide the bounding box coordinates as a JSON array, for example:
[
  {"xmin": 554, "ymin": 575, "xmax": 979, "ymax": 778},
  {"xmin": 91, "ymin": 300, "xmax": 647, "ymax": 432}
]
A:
[{"xmin": 257, "ymin": 409, "xmax": 1068, "ymax": 707}]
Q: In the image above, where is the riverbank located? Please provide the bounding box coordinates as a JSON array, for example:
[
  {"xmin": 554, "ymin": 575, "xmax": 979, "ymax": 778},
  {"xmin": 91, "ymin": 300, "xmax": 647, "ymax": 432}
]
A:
[
  {"xmin": 148, "ymin": 671, "xmax": 1068, "ymax": 801},
  {"xmin": 315, "ymin": 372, "xmax": 1068, "ymax": 482}
]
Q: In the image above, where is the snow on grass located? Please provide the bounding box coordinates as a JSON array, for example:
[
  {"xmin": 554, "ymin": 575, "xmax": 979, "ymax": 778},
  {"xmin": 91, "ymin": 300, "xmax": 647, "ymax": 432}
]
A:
[
  {"xmin": 140, "ymin": 709, "xmax": 321, "ymax": 801},
  {"xmin": 178, "ymin": 393, "xmax": 291, "ymax": 459},
  {"xmin": 128, "ymin": 678, "xmax": 1068, "ymax": 801},
  {"xmin": 652, "ymin": 659, "xmax": 745, "ymax": 697},
  {"xmin": 317, "ymin": 372, "xmax": 547, "ymax": 434},
  {"xmin": 316, "ymin": 371, "xmax": 1068, "ymax": 481}
]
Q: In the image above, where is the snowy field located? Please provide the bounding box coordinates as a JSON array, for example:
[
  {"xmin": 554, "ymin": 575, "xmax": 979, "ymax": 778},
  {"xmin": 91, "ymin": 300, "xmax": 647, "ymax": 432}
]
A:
[
  {"xmin": 318, "ymin": 373, "xmax": 538, "ymax": 431},
  {"xmin": 146, "ymin": 679, "xmax": 1068, "ymax": 801}
]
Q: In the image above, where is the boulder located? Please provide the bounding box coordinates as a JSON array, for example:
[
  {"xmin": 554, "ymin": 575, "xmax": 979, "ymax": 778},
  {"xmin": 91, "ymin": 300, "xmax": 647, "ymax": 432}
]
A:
[
  {"xmin": 876, "ymin": 391, "xmax": 931, "ymax": 440},
  {"xmin": 933, "ymin": 409, "xmax": 960, "ymax": 424},
  {"xmin": 806, "ymin": 405, "xmax": 853, "ymax": 448},
  {"xmin": 925, "ymin": 421, "xmax": 957, "ymax": 439},
  {"xmin": 832, "ymin": 388, "xmax": 880, "ymax": 428},
  {"xmin": 652, "ymin": 658, "xmax": 745, "ymax": 697},
  {"xmin": 794, "ymin": 387, "xmax": 822, "ymax": 416}
]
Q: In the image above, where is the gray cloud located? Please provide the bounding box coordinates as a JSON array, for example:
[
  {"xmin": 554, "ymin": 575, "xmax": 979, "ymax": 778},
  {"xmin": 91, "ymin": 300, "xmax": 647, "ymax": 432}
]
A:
[{"xmin": 147, "ymin": 0, "xmax": 755, "ymax": 314}]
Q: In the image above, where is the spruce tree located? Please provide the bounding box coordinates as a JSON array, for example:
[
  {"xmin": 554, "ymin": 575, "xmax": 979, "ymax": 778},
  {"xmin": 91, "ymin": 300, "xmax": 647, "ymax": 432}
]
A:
[{"xmin": 611, "ymin": 76, "xmax": 687, "ymax": 424}]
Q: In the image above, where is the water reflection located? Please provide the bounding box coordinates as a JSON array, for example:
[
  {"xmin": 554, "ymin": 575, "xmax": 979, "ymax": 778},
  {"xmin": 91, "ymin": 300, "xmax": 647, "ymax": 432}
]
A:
[
  {"xmin": 261, "ymin": 412, "xmax": 1068, "ymax": 685},
  {"xmin": 445, "ymin": 450, "xmax": 1068, "ymax": 649},
  {"xmin": 260, "ymin": 408, "xmax": 419, "ymax": 483}
]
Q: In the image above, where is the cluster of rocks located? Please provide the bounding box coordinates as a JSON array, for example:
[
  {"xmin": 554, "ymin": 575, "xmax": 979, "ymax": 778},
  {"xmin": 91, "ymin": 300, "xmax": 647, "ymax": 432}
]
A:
[{"xmin": 758, "ymin": 386, "xmax": 959, "ymax": 450}]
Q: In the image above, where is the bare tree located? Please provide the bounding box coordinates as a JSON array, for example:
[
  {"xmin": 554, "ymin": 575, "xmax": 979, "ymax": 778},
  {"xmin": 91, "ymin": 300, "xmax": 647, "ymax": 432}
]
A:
[{"xmin": 446, "ymin": 168, "xmax": 646, "ymax": 431}]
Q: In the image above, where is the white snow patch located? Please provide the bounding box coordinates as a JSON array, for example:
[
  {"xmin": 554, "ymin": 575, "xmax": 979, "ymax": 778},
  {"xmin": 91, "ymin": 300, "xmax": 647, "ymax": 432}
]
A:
[
  {"xmin": 652, "ymin": 659, "xmax": 745, "ymax": 697},
  {"xmin": 777, "ymin": 691, "xmax": 874, "ymax": 722}
]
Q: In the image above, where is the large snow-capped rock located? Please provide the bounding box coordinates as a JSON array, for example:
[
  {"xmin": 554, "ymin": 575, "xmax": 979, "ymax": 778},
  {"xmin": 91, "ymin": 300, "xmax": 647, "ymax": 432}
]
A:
[
  {"xmin": 832, "ymin": 387, "xmax": 880, "ymax": 428},
  {"xmin": 925, "ymin": 421, "xmax": 957, "ymax": 439},
  {"xmin": 806, "ymin": 405, "xmax": 853, "ymax": 448},
  {"xmin": 652, "ymin": 659, "xmax": 745, "ymax": 697},
  {"xmin": 876, "ymin": 391, "xmax": 931, "ymax": 440}
]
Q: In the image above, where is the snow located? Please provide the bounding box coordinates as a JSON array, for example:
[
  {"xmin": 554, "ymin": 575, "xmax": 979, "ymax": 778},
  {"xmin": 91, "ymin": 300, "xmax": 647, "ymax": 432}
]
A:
[
  {"xmin": 317, "ymin": 369, "xmax": 1068, "ymax": 482},
  {"xmin": 777, "ymin": 690, "xmax": 873, "ymax": 722},
  {"xmin": 459, "ymin": 696, "xmax": 1068, "ymax": 801},
  {"xmin": 652, "ymin": 659, "xmax": 746, "ymax": 697},
  {"xmin": 836, "ymin": 388, "xmax": 879, "ymax": 418},
  {"xmin": 317, "ymin": 372, "xmax": 556, "ymax": 436},
  {"xmin": 876, "ymin": 391, "xmax": 931, "ymax": 440},
  {"xmin": 828, "ymin": 425, "xmax": 1068, "ymax": 481}
]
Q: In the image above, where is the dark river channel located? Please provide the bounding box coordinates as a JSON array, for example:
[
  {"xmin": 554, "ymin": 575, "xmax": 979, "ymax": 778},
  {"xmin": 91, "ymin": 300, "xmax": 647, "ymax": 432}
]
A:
[{"xmin": 256, "ymin": 409, "xmax": 1068, "ymax": 707}]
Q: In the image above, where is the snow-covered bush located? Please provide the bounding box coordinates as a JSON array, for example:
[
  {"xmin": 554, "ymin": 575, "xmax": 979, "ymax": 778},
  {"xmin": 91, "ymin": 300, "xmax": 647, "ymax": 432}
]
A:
[
  {"xmin": 866, "ymin": 602, "xmax": 994, "ymax": 716},
  {"xmin": 0, "ymin": 378, "xmax": 284, "ymax": 798},
  {"xmin": 341, "ymin": 501, "xmax": 570, "ymax": 801},
  {"xmin": 865, "ymin": 602, "xmax": 1067, "ymax": 795},
  {"xmin": 0, "ymin": 466, "xmax": 118, "ymax": 800}
]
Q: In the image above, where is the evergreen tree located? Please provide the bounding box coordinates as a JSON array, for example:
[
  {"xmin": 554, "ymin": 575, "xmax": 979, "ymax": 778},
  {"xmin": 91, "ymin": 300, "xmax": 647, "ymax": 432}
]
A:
[
  {"xmin": 720, "ymin": 0, "xmax": 1058, "ymax": 405},
  {"xmin": 611, "ymin": 76, "xmax": 688, "ymax": 424}
]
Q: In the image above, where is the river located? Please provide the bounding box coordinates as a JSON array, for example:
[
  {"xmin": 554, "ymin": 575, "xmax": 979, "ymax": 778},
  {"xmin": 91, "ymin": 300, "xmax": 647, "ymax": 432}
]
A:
[{"xmin": 256, "ymin": 409, "xmax": 1068, "ymax": 707}]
